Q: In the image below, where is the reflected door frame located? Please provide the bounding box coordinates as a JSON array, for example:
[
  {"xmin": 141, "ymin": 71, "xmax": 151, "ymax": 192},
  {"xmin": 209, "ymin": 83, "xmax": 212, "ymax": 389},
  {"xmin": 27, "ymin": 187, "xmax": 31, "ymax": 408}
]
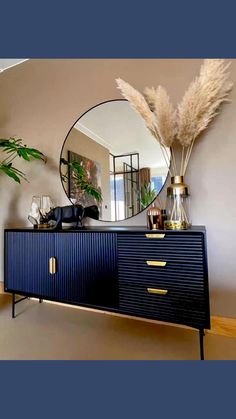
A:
[{"xmin": 110, "ymin": 152, "xmax": 140, "ymax": 221}]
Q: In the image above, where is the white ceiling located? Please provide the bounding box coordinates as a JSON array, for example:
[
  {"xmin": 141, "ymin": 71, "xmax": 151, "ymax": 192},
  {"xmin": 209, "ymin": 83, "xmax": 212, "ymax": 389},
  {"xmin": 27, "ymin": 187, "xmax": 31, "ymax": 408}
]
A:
[
  {"xmin": 0, "ymin": 59, "xmax": 28, "ymax": 72},
  {"xmin": 75, "ymin": 100, "xmax": 169, "ymax": 170}
]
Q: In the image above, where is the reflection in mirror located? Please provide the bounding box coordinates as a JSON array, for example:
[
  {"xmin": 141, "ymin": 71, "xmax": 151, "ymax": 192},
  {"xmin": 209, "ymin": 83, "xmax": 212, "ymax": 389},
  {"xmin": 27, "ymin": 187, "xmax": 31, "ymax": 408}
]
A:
[{"xmin": 60, "ymin": 100, "xmax": 170, "ymax": 222}]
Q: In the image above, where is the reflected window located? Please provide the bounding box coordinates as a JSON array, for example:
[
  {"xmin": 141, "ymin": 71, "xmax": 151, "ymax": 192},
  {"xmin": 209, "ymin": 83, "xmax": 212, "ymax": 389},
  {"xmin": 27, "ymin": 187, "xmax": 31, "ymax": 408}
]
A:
[
  {"xmin": 110, "ymin": 175, "xmax": 125, "ymax": 221},
  {"xmin": 151, "ymin": 176, "xmax": 165, "ymax": 193}
]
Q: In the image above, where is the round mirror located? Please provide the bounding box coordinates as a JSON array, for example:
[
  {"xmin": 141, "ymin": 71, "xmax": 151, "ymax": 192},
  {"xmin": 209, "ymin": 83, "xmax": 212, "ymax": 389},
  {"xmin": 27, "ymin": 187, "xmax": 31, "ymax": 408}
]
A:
[{"xmin": 60, "ymin": 99, "xmax": 170, "ymax": 222}]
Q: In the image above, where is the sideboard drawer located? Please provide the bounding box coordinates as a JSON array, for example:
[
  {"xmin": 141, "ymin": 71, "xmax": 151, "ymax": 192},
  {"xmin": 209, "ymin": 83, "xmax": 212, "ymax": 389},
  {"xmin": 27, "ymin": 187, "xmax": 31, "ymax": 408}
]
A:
[
  {"xmin": 118, "ymin": 258, "xmax": 205, "ymax": 287},
  {"xmin": 119, "ymin": 281, "xmax": 207, "ymax": 328},
  {"xmin": 118, "ymin": 233, "xmax": 205, "ymax": 264}
]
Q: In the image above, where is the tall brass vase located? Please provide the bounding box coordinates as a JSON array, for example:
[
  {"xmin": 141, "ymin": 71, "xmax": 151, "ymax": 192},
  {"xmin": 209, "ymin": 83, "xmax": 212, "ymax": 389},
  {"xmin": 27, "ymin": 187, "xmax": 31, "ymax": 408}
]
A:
[{"xmin": 164, "ymin": 176, "xmax": 191, "ymax": 230}]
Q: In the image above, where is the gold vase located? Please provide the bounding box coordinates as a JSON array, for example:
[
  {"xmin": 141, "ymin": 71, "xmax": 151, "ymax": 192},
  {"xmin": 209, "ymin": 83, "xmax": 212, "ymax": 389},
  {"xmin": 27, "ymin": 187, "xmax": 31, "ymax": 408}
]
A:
[{"xmin": 164, "ymin": 176, "xmax": 191, "ymax": 230}]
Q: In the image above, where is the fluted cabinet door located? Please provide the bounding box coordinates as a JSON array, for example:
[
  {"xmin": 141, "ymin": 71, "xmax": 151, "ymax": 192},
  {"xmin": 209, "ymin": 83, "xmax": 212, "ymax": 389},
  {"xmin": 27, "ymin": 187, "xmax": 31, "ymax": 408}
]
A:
[
  {"xmin": 54, "ymin": 232, "xmax": 118, "ymax": 309},
  {"xmin": 5, "ymin": 232, "xmax": 55, "ymax": 298}
]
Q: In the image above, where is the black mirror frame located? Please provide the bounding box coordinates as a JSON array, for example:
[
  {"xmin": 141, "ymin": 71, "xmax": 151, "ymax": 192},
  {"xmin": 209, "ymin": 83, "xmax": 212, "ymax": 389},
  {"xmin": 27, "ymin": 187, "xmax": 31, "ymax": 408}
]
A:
[{"xmin": 59, "ymin": 98, "xmax": 170, "ymax": 222}]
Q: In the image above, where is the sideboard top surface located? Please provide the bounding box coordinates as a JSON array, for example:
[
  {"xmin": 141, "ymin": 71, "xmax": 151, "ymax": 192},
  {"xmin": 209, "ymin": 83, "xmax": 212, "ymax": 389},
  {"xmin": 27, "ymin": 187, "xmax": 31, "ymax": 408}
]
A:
[{"xmin": 4, "ymin": 225, "xmax": 206, "ymax": 234}]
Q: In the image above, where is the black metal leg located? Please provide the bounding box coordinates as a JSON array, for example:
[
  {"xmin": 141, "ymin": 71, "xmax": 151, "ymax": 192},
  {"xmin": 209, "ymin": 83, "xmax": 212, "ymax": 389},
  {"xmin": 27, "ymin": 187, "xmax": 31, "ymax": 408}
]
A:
[
  {"xmin": 11, "ymin": 294, "xmax": 29, "ymax": 318},
  {"xmin": 199, "ymin": 329, "xmax": 205, "ymax": 360},
  {"xmin": 12, "ymin": 293, "xmax": 15, "ymax": 319},
  {"xmin": 39, "ymin": 298, "xmax": 43, "ymax": 303}
]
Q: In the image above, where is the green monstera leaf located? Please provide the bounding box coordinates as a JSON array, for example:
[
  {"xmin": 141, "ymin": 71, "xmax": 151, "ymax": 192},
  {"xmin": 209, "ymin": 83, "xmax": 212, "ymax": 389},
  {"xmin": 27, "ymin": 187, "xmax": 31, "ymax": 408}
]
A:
[{"xmin": 0, "ymin": 137, "xmax": 46, "ymax": 183}]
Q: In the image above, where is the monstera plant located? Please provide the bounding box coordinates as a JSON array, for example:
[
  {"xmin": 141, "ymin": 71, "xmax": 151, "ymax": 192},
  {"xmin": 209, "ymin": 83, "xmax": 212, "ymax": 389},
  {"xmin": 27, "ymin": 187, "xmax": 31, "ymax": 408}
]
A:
[{"xmin": 0, "ymin": 137, "xmax": 45, "ymax": 183}]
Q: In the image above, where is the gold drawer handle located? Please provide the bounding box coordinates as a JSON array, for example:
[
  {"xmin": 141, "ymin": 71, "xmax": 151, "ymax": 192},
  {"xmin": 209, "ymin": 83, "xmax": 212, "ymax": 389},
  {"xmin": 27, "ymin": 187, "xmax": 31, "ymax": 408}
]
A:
[
  {"xmin": 147, "ymin": 288, "xmax": 168, "ymax": 295},
  {"xmin": 146, "ymin": 260, "xmax": 167, "ymax": 267},
  {"xmin": 49, "ymin": 257, "xmax": 56, "ymax": 275},
  {"xmin": 145, "ymin": 234, "xmax": 165, "ymax": 239}
]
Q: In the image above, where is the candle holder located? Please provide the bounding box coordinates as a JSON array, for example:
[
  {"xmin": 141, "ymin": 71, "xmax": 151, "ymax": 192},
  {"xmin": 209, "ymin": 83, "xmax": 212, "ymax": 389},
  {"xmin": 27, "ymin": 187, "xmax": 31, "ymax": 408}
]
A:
[{"xmin": 147, "ymin": 205, "xmax": 161, "ymax": 230}]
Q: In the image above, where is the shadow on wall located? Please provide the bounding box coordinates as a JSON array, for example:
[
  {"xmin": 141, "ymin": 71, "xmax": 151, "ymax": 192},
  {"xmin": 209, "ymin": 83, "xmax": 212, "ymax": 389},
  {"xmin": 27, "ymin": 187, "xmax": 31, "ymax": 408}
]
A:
[
  {"xmin": 4, "ymin": 186, "xmax": 25, "ymax": 228},
  {"xmin": 26, "ymin": 155, "xmax": 67, "ymax": 207},
  {"xmin": 1, "ymin": 156, "xmax": 63, "ymax": 229},
  {"xmin": 27, "ymin": 155, "xmax": 59, "ymax": 178}
]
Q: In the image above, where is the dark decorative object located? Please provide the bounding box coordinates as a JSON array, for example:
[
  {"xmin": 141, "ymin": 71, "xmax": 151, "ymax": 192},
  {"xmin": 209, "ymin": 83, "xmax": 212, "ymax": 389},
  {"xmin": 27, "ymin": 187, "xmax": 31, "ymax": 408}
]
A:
[
  {"xmin": 42, "ymin": 204, "xmax": 99, "ymax": 229},
  {"xmin": 159, "ymin": 209, "xmax": 167, "ymax": 229}
]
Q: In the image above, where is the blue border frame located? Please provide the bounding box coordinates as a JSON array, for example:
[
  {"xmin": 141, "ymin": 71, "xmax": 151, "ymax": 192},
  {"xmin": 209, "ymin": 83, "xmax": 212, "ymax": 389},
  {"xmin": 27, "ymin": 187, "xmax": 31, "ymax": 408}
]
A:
[
  {"xmin": 1, "ymin": 1, "xmax": 236, "ymax": 57},
  {"xmin": 1, "ymin": 1, "xmax": 236, "ymax": 414}
]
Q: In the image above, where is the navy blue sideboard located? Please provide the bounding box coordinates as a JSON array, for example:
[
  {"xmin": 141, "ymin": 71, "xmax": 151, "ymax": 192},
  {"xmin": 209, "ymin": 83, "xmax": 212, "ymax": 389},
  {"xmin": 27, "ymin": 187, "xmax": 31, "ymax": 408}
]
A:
[{"xmin": 4, "ymin": 226, "xmax": 210, "ymax": 359}]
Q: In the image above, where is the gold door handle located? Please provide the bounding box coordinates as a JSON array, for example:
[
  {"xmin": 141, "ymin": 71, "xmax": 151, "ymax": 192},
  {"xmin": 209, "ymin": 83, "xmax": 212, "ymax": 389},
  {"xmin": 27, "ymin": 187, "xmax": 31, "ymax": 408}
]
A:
[
  {"xmin": 147, "ymin": 288, "xmax": 168, "ymax": 295},
  {"xmin": 49, "ymin": 257, "xmax": 56, "ymax": 275},
  {"xmin": 145, "ymin": 234, "xmax": 165, "ymax": 239},
  {"xmin": 146, "ymin": 260, "xmax": 167, "ymax": 267}
]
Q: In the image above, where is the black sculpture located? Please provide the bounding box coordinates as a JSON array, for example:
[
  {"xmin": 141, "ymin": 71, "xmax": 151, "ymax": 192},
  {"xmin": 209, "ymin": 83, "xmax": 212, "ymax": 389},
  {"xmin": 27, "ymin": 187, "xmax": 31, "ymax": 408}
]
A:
[{"xmin": 42, "ymin": 204, "xmax": 99, "ymax": 229}]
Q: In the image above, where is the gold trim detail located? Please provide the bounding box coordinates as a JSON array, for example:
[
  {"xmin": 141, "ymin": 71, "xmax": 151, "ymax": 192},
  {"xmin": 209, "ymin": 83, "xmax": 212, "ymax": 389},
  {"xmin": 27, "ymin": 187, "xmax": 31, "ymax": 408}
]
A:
[
  {"xmin": 34, "ymin": 224, "xmax": 51, "ymax": 229},
  {"xmin": 145, "ymin": 234, "xmax": 165, "ymax": 239},
  {"xmin": 146, "ymin": 260, "xmax": 167, "ymax": 267},
  {"xmin": 164, "ymin": 220, "xmax": 188, "ymax": 230},
  {"xmin": 147, "ymin": 288, "xmax": 168, "ymax": 295},
  {"xmin": 49, "ymin": 257, "xmax": 56, "ymax": 275}
]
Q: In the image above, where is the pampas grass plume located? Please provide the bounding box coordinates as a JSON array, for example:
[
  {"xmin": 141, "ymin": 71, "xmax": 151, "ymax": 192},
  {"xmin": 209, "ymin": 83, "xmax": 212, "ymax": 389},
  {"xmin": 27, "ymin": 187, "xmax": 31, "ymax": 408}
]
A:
[{"xmin": 177, "ymin": 59, "xmax": 233, "ymax": 147}]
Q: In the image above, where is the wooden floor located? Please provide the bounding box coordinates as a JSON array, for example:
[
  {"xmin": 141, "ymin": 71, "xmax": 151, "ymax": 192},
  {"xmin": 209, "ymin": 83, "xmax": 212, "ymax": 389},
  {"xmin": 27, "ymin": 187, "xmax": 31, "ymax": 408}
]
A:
[
  {"xmin": 208, "ymin": 316, "xmax": 236, "ymax": 338},
  {"xmin": 42, "ymin": 298, "xmax": 236, "ymax": 338},
  {"xmin": 0, "ymin": 294, "xmax": 236, "ymax": 360}
]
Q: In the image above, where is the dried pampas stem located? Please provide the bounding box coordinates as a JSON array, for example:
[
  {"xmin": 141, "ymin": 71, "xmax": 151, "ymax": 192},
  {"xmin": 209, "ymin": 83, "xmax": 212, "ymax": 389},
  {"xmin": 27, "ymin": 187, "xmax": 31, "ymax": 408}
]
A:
[
  {"xmin": 159, "ymin": 144, "xmax": 173, "ymax": 177},
  {"xmin": 144, "ymin": 85, "xmax": 176, "ymax": 148},
  {"xmin": 183, "ymin": 138, "xmax": 196, "ymax": 176},
  {"xmin": 143, "ymin": 86, "xmax": 157, "ymax": 111},
  {"xmin": 155, "ymin": 194, "xmax": 164, "ymax": 210},
  {"xmin": 116, "ymin": 78, "xmax": 176, "ymax": 176},
  {"xmin": 180, "ymin": 146, "xmax": 185, "ymax": 176},
  {"xmin": 116, "ymin": 59, "xmax": 233, "ymax": 179},
  {"xmin": 177, "ymin": 59, "xmax": 233, "ymax": 173},
  {"xmin": 116, "ymin": 78, "xmax": 157, "ymax": 140},
  {"xmin": 170, "ymin": 147, "xmax": 177, "ymax": 176}
]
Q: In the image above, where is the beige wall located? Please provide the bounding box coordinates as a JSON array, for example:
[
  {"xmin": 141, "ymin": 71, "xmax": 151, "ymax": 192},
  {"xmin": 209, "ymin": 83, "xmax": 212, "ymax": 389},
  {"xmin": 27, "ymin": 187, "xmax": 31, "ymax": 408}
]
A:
[
  {"xmin": 0, "ymin": 58, "xmax": 236, "ymax": 317},
  {"xmin": 62, "ymin": 127, "xmax": 111, "ymax": 218}
]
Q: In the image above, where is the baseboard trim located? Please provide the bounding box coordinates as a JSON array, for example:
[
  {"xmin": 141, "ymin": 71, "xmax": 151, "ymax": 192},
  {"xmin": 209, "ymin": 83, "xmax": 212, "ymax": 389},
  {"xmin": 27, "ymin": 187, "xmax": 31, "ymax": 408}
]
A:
[{"xmin": 1, "ymin": 283, "xmax": 236, "ymax": 338}]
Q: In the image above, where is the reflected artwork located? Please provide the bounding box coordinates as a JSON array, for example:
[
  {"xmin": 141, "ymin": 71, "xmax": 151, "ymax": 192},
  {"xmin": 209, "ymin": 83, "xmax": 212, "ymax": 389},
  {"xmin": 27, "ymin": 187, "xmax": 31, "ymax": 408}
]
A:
[{"xmin": 68, "ymin": 150, "xmax": 102, "ymax": 214}]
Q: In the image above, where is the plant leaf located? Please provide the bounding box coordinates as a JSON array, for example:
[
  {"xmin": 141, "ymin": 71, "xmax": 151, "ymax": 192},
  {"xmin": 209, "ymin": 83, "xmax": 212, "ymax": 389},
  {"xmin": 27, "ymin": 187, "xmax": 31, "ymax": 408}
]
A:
[
  {"xmin": 0, "ymin": 137, "xmax": 46, "ymax": 182},
  {"xmin": 0, "ymin": 165, "xmax": 21, "ymax": 183}
]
